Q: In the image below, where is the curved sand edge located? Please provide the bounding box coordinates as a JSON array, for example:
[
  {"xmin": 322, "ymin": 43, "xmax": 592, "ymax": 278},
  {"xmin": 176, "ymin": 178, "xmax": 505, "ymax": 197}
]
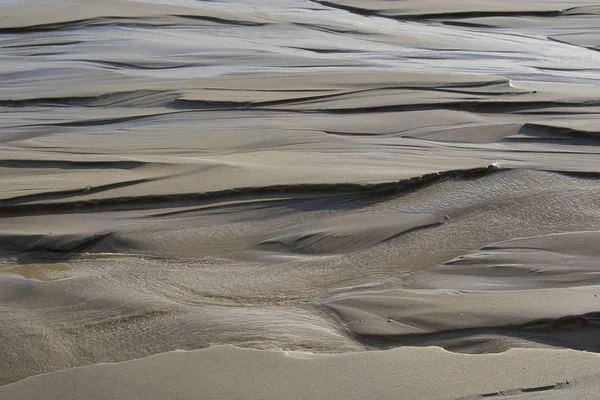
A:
[{"xmin": 2, "ymin": 345, "xmax": 599, "ymax": 400}]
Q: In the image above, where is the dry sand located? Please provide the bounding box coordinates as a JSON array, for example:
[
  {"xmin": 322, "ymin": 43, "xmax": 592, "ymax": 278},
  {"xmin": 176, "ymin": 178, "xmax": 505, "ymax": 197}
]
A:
[
  {"xmin": 1, "ymin": 345, "xmax": 600, "ymax": 400},
  {"xmin": 1, "ymin": 0, "xmax": 600, "ymax": 398}
]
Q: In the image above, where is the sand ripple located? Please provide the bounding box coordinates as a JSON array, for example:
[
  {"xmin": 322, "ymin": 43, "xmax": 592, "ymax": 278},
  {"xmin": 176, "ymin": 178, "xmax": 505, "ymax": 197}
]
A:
[{"xmin": 1, "ymin": 0, "xmax": 600, "ymax": 389}]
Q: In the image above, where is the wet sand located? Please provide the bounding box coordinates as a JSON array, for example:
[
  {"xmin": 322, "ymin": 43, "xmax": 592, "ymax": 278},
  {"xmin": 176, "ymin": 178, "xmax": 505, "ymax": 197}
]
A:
[{"xmin": 1, "ymin": 0, "xmax": 600, "ymax": 398}]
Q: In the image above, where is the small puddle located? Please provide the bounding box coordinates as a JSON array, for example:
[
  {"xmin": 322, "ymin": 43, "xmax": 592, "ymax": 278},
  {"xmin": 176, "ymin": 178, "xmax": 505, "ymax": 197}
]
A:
[{"xmin": 0, "ymin": 263, "xmax": 69, "ymax": 281}]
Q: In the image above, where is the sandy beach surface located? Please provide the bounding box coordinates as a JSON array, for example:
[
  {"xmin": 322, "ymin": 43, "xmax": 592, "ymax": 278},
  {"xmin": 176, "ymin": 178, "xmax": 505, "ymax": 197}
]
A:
[{"xmin": 1, "ymin": 0, "xmax": 600, "ymax": 398}]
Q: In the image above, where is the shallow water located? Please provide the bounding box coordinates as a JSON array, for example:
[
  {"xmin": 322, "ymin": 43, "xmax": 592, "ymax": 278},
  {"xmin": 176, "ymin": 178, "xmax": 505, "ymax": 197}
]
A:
[{"xmin": 1, "ymin": 0, "xmax": 600, "ymax": 386}]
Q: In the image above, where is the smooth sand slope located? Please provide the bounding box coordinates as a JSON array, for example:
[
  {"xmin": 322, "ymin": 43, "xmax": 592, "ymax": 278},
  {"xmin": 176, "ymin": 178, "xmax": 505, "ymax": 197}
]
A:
[{"xmin": 1, "ymin": 345, "xmax": 600, "ymax": 400}]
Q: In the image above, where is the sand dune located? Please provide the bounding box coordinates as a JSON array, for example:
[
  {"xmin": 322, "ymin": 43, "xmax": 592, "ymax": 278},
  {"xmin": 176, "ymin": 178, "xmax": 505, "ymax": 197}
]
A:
[
  {"xmin": 324, "ymin": 285, "xmax": 600, "ymax": 352},
  {"xmin": 410, "ymin": 231, "xmax": 600, "ymax": 290}
]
